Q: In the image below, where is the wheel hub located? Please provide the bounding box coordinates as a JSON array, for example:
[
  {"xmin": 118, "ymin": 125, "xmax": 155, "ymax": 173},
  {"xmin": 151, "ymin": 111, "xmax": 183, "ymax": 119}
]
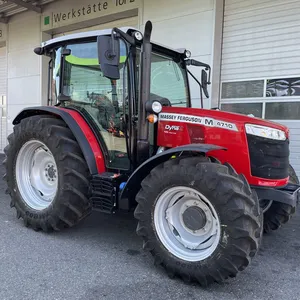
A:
[
  {"xmin": 45, "ymin": 164, "xmax": 57, "ymax": 180},
  {"xmin": 154, "ymin": 186, "xmax": 221, "ymax": 262},
  {"xmin": 182, "ymin": 205, "xmax": 207, "ymax": 231}
]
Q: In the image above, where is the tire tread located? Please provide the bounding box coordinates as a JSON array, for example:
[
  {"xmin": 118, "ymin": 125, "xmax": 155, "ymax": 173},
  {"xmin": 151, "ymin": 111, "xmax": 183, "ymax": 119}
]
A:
[
  {"xmin": 3, "ymin": 115, "xmax": 92, "ymax": 232},
  {"xmin": 134, "ymin": 155, "xmax": 262, "ymax": 286}
]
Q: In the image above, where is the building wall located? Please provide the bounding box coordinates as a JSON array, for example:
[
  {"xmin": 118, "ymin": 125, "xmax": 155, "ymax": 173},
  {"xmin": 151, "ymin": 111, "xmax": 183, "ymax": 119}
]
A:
[
  {"xmin": 0, "ymin": 46, "xmax": 7, "ymax": 151},
  {"xmin": 220, "ymin": 0, "xmax": 300, "ymax": 177},
  {"xmin": 7, "ymin": 11, "xmax": 42, "ymax": 136},
  {"xmin": 221, "ymin": 0, "xmax": 300, "ymax": 81},
  {"xmin": 141, "ymin": 0, "xmax": 215, "ymax": 108}
]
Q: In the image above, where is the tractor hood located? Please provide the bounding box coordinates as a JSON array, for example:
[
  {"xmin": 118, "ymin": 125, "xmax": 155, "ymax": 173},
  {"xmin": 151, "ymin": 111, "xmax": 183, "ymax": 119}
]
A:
[
  {"xmin": 158, "ymin": 106, "xmax": 289, "ymax": 137},
  {"xmin": 157, "ymin": 105, "xmax": 290, "ymax": 152},
  {"xmin": 157, "ymin": 106, "xmax": 290, "ymax": 187}
]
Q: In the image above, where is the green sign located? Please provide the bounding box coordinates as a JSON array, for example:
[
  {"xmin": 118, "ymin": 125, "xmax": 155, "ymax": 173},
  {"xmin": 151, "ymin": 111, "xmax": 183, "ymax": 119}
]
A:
[{"xmin": 44, "ymin": 16, "xmax": 50, "ymax": 26}]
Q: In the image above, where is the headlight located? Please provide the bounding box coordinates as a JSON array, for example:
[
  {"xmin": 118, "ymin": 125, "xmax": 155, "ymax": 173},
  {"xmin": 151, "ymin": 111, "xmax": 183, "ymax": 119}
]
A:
[
  {"xmin": 245, "ymin": 124, "xmax": 286, "ymax": 141},
  {"xmin": 152, "ymin": 101, "xmax": 162, "ymax": 114}
]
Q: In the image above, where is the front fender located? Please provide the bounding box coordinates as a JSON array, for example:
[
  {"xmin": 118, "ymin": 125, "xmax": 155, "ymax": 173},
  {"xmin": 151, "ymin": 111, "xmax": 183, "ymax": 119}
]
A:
[
  {"xmin": 119, "ymin": 144, "xmax": 226, "ymax": 210},
  {"xmin": 13, "ymin": 106, "xmax": 105, "ymax": 175}
]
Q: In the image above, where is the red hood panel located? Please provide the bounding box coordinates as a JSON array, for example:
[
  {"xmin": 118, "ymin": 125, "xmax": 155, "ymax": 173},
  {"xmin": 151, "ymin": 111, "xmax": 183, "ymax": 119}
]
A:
[
  {"xmin": 160, "ymin": 107, "xmax": 288, "ymax": 133},
  {"xmin": 156, "ymin": 106, "xmax": 289, "ymax": 188}
]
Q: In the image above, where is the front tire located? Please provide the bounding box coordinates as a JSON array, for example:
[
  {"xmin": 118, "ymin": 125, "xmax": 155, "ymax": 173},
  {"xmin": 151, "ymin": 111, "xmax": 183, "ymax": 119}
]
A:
[
  {"xmin": 3, "ymin": 115, "xmax": 92, "ymax": 232},
  {"xmin": 263, "ymin": 164, "xmax": 299, "ymax": 233},
  {"xmin": 134, "ymin": 156, "xmax": 262, "ymax": 286}
]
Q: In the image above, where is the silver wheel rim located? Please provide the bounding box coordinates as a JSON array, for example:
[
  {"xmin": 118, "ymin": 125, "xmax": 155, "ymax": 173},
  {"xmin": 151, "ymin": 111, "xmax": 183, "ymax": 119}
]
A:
[
  {"xmin": 154, "ymin": 186, "xmax": 221, "ymax": 262},
  {"xmin": 15, "ymin": 140, "xmax": 58, "ymax": 211}
]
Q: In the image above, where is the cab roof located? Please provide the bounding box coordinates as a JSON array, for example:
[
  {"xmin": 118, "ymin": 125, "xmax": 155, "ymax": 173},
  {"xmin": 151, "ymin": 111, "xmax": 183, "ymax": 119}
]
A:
[{"xmin": 40, "ymin": 26, "xmax": 187, "ymax": 56}]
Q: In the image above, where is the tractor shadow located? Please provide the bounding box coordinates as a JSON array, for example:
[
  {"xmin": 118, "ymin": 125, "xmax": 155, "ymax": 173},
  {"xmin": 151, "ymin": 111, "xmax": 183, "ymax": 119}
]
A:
[
  {"xmin": 55, "ymin": 210, "xmax": 142, "ymax": 253},
  {"xmin": 52, "ymin": 207, "xmax": 300, "ymax": 296}
]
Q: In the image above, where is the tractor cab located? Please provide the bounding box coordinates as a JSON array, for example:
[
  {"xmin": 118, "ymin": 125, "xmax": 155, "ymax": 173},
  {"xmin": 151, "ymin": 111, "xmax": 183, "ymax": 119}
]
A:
[
  {"xmin": 35, "ymin": 24, "xmax": 209, "ymax": 170},
  {"xmin": 34, "ymin": 23, "xmax": 211, "ymax": 172}
]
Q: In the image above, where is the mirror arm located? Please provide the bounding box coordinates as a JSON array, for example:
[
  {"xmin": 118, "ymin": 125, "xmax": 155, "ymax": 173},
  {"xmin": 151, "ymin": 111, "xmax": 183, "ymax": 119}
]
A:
[
  {"xmin": 111, "ymin": 27, "xmax": 135, "ymax": 49},
  {"xmin": 187, "ymin": 69, "xmax": 203, "ymax": 109},
  {"xmin": 186, "ymin": 59, "xmax": 210, "ymax": 70}
]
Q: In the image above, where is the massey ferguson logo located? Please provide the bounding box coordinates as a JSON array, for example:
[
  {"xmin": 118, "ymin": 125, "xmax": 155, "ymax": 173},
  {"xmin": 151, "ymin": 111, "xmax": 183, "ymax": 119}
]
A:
[
  {"xmin": 159, "ymin": 113, "xmax": 238, "ymax": 132},
  {"xmin": 165, "ymin": 125, "xmax": 180, "ymax": 131}
]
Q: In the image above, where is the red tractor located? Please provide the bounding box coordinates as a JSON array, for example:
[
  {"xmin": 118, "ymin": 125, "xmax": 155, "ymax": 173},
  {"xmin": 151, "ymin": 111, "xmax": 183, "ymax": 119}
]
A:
[{"xmin": 3, "ymin": 21, "xmax": 300, "ymax": 286}]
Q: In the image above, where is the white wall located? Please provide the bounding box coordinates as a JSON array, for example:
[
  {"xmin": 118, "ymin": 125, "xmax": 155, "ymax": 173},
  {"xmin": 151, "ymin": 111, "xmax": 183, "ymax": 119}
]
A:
[
  {"xmin": 275, "ymin": 120, "xmax": 300, "ymax": 178},
  {"xmin": 0, "ymin": 46, "xmax": 7, "ymax": 151},
  {"xmin": 141, "ymin": 0, "xmax": 215, "ymax": 108},
  {"xmin": 221, "ymin": 0, "xmax": 300, "ymax": 81},
  {"xmin": 7, "ymin": 11, "xmax": 42, "ymax": 135}
]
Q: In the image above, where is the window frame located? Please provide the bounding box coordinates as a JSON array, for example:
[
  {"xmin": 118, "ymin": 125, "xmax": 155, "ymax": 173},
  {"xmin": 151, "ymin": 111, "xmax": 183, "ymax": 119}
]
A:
[
  {"xmin": 47, "ymin": 37, "xmax": 133, "ymax": 172},
  {"xmin": 220, "ymin": 76, "xmax": 300, "ymax": 120}
]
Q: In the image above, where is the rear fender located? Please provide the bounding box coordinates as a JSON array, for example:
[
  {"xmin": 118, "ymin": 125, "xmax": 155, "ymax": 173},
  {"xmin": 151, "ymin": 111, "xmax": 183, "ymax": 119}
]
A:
[
  {"xmin": 13, "ymin": 106, "xmax": 105, "ymax": 175},
  {"xmin": 119, "ymin": 144, "xmax": 226, "ymax": 210}
]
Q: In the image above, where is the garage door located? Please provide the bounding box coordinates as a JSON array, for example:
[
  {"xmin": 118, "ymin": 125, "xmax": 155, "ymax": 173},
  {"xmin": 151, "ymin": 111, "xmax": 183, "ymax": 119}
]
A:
[
  {"xmin": 0, "ymin": 46, "xmax": 7, "ymax": 153},
  {"xmin": 53, "ymin": 16, "xmax": 138, "ymax": 38},
  {"xmin": 220, "ymin": 0, "xmax": 300, "ymax": 177}
]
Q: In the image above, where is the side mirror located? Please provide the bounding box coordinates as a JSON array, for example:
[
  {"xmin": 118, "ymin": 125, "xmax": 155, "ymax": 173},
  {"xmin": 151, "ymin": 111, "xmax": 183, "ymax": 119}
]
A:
[
  {"xmin": 201, "ymin": 69, "xmax": 209, "ymax": 98},
  {"xmin": 97, "ymin": 35, "xmax": 120, "ymax": 80}
]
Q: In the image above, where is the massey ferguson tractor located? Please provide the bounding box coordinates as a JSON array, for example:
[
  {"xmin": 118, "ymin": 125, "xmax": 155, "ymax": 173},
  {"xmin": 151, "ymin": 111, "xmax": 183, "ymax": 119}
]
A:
[{"xmin": 3, "ymin": 21, "xmax": 300, "ymax": 286}]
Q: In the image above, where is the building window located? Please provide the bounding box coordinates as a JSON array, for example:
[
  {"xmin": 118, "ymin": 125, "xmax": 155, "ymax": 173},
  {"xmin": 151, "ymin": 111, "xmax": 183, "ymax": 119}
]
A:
[
  {"xmin": 221, "ymin": 103, "xmax": 263, "ymax": 118},
  {"xmin": 266, "ymin": 78, "xmax": 300, "ymax": 97},
  {"xmin": 265, "ymin": 102, "xmax": 300, "ymax": 120},
  {"xmin": 221, "ymin": 80, "xmax": 264, "ymax": 99}
]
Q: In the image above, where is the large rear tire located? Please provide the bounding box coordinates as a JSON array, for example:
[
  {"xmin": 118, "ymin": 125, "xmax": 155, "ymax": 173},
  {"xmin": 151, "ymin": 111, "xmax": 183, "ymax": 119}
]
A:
[
  {"xmin": 134, "ymin": 156, "xmax": 262, "ymax": 286},
  {"xmin": 3, "ymin": 115, "xmax": 92, "ymax": 232},
  {"xmin": 263, "ymin": 164, "xmax": 299, "ymax": 233}
]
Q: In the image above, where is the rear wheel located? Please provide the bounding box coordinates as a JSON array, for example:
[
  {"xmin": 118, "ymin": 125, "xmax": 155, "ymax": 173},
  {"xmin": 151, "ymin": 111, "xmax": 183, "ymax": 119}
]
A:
[
  {"xmin": 263, "ymin": 164, "xmax": 299, "ymax": 233},
  {"xmin": 3, "ymin": 115, "xmax": 92, "ymax": 232},
  {"xmin": 134, "ymin": 156, "xmax": 262, "ymax": 286}
]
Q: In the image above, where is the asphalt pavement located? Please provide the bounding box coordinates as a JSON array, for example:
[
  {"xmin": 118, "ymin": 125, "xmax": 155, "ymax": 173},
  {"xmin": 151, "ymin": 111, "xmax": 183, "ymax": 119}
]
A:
[{"xmin": 0, "ymin": 156, "xmax": 299, "ymax": 300}]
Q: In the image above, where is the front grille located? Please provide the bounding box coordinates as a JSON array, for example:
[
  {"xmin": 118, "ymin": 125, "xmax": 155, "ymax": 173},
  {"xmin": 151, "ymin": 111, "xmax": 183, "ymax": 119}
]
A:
[{"xmin": 246, "ymin": 134, "xmax": 289, "ymax": 179}]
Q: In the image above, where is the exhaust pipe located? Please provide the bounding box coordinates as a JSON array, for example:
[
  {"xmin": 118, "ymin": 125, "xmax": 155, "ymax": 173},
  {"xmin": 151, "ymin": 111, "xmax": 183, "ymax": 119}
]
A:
[{"xmin": 136, "ymin": 20, "xmax": 153, "ymax": 164}]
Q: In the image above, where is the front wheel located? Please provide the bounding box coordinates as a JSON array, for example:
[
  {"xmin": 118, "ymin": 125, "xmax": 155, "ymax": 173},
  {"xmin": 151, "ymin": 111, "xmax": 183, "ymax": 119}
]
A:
[{"xmin": 134, "ymin": 156, "xmax": 262, "ymax": 286}]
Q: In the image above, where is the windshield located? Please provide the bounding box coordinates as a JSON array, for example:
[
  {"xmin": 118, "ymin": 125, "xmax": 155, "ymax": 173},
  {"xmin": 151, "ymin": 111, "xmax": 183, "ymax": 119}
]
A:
[
  {"xmin": 50, "ymin": 42, "xmax": 190, "ymax": 108},
  {"xmin": 149, "ymin": 52, "xmax": 189, "ymax": 107}
]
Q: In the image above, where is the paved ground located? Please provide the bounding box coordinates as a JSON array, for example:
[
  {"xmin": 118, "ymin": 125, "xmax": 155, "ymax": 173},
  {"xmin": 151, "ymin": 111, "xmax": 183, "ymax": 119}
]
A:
[{"xmin": 0, "ymin": 159, "xmax": 299, "ymax": 300}]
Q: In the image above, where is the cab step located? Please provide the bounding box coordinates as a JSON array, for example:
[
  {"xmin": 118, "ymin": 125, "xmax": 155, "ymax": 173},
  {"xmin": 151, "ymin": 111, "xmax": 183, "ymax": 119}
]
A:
[{"xmin": 89, "ymin": 173, "xmax": 127, "ymax": 214}]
